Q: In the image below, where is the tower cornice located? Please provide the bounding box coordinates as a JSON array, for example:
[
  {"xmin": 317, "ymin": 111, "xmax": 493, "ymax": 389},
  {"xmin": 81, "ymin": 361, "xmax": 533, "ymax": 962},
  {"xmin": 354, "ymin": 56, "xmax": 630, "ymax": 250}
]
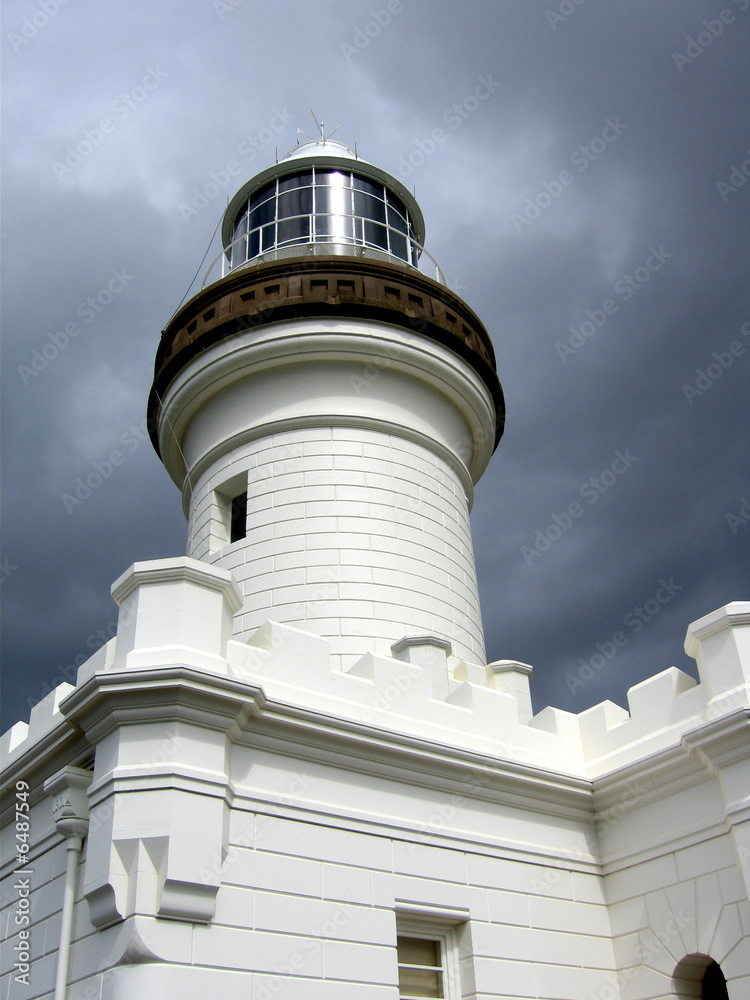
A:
[{"xmin": 149, "ymin": 255, "xmax": 504, "ymax": 458}]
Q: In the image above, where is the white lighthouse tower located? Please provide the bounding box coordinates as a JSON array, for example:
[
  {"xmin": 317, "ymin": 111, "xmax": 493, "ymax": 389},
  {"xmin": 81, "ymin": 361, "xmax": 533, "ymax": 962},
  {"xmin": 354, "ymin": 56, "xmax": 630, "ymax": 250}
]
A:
[{"xmin": 149, "ymin": 135, "xmax": 504, "ymax": 672}]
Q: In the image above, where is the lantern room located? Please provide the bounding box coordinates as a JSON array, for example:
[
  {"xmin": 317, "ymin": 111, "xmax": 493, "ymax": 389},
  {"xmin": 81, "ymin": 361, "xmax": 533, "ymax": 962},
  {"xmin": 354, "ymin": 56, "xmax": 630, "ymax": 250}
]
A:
[{"xmin": 219, "ymin": 137, "xmax": 429, "ymax": 275}]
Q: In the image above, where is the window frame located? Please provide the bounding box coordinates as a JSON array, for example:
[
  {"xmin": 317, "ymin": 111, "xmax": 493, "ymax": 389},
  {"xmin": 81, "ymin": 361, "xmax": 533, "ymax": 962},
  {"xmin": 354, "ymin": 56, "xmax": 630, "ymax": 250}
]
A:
[
  {"xmin": 209, "ymin": 471, "xmax": 249, "ymax": 553},
  {"xmin": 396, "ymin": 916, "xmax": 462, "ymax": 1000}
]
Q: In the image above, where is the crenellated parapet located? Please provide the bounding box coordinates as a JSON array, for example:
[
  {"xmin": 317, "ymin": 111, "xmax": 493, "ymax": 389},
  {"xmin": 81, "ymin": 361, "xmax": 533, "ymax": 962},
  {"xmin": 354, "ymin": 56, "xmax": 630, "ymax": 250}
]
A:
[{"xmin": 2, "ymin": 560, "xmax": 746, "ymax": 790}]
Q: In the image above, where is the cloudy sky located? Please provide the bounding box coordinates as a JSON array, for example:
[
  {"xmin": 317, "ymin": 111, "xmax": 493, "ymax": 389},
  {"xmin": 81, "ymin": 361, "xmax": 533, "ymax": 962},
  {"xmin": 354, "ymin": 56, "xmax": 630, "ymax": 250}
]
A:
[{"xmin": 2, "ymin": 0, "xmax": 749, "ymax": 732}]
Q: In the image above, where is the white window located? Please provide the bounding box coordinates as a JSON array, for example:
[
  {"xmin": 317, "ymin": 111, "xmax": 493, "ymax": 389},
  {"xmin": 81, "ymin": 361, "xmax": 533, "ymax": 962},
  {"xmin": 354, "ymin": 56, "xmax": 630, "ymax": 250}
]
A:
[
  {"xmin": 396, "ymin": 914, "xmax": 466, "ymax": 1000},
  {"xmin": 397, "ymin": 935, "xmax": 447, "ymax": 998}
]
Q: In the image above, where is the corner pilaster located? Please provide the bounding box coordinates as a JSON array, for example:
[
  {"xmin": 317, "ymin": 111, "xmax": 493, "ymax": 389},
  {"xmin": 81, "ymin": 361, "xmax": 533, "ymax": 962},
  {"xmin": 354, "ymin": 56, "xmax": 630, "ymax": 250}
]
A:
[{"xmin": 59, "ymin": 557, "xmax": 255, "ymax": 928}]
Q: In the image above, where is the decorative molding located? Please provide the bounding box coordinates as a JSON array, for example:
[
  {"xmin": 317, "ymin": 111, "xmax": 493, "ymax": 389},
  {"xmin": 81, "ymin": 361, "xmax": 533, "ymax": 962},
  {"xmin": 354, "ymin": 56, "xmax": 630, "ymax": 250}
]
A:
[
  {"xmin": 684, "ymin": 601, "xmax": 750, "ymax": 656},
  {"xmin": 59, "ymin": 665, "xmax": 266, "ymax": 745},
  {"xmin": 488, "ymin": 659, "xmax": 534, "ymax": 679},
  {"xmin": 230, "ymin": 701, "xmax": 594, "ymax": 822},
  {"xmin": 110, "ymin": 556, "xmax": 242, "ymax": 612},
  {"xmin": 681, "ymin": 707, "xmax": 750, "ymax": 771},
  {"xmin": 44, "ymin": 765, "xmax": 92, "ymax": 840}
]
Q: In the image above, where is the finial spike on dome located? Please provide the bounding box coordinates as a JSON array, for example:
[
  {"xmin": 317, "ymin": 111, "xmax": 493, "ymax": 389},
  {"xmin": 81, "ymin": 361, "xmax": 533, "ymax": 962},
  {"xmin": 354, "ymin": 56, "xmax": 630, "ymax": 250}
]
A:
[
  {"xmin": 310, "ymin": 108, "xmax": 325, "ymax": 139},
  {"xmin": 296, "ymin": 110, "xmax": 341, "ymax": 143}
]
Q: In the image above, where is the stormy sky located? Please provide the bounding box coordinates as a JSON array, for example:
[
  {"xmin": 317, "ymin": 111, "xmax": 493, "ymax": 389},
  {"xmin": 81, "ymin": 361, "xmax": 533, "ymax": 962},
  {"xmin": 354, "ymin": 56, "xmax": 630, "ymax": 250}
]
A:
[{"xmin": 2, "ymin": 0, "xmax": 749, "ymax": 733}]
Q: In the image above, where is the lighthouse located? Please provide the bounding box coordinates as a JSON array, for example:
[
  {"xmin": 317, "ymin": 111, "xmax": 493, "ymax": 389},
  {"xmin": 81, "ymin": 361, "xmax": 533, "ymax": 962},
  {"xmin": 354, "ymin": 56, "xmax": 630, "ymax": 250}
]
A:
[
  {"xmin": 149, "ymin": 134, "xmax": 504, "ymax": 671},
  {"xmin": 2, "ymin": 131, "xmax": 748, "ymax": 1000}
]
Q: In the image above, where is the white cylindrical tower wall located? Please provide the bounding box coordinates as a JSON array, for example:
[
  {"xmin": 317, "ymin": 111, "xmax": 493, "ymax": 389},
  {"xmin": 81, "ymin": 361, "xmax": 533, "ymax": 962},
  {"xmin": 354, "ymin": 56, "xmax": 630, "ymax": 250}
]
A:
[
  {"xmin": 159, "ymin": 313, "xmax": 496, "ymax": 668},
  {"xmin": 190, "ymin": 424, "xmax": 485, "ymax": 669}
]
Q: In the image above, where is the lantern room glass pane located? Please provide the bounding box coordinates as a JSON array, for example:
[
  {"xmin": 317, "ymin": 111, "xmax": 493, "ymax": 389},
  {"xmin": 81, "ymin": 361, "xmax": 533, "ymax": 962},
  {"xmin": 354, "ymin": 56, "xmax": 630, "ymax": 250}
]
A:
[
  {"xmin": 316, "ymin": 168, "xmax": 351, "ymax": 186},
  {"xmin": 313, "ymin": 213, "xmax": 354, "ymax": 242},
  {"xmin": 252, "ymin": 181, "xmax": 275, "ymax": 205},
  {"xmin": 248, "ymin": 227, "xmax": 260, "ymax": 259},
  {"xmin": 277, "ymin": 216, "xmax": 310, "ymax": 246},
  {"xmin": 364, "ymin": 220, "xmax": 388, "ymax": 250},
  {"xmin": 231, "ymin": 210, "xmax": 249, "ymax": 267},
  {"xmin": 353, "ymin": 175, "xmax": 383, "ymax": 197},
  {"xmin": 389, "ymin": 230, "xmax": 407, "ymax": 260},
  {"xmin": 278, "ymin": 171, "xmax": 312, "ymax": 192},
  {"xmin": 278, "ymin": 187, "xmax": 312, "ymax": 219},
  {"xmin": 250, "ymin": 198, "xmax": 275, "ymax": 231},
  {"xmin": 354, "ymin": 190, "xmax": 386, "ymax": 224},
  {"xmin": 261, "ymin": 223, "xmax": 275, "ymax": 251},
  {"xmin": 314, "ymin": 183, "xmax": 352, "ymax": 216},
  {"xmin": 388, "ymin": 203, "xmax": 409, "ymax": 233}
]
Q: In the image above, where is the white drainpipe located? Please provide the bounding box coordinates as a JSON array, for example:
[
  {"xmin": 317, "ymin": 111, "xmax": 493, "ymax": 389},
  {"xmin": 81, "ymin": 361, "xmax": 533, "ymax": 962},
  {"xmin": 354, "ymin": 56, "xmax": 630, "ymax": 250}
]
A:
[{"xmin": 44, "ymin": 767, "xmax": 93, "ymax": 1000}]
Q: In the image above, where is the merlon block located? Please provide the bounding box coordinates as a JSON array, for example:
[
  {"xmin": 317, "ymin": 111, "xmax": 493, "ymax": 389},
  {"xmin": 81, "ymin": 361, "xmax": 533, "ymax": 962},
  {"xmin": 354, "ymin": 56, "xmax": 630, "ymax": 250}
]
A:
[
  {"xmin": 28, "ymin": 683, "xmax": 75, "ymax": 740},
  {"xmin": 625, "ymin": 667, "xmax": 698, "ymax": 727},
  {"xmin": 230, "ymin": 619, "xmax": 331, "ymax": 686},
  {"xmin": 685, "ymin": 601, "xmax": 750, "ymax": 704}
]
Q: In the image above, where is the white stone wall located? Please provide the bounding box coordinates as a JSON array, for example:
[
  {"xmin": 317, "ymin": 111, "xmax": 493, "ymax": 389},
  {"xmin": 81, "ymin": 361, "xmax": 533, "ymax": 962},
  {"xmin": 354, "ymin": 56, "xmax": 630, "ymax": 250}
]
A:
[
  {"xmin": 185, "ymin": 766, "xmax": 620, "ymax": 1000},
  {"xmin": 602, "ymin": 808, "xmax": 750, "ymax": 998},
  {"xmin": 3, "ymin": 749, "xmax": 748, "ymax": 1000},
  {"xmin": 191, "ymin": 425, "xmax": 486, "ymax": 669}
]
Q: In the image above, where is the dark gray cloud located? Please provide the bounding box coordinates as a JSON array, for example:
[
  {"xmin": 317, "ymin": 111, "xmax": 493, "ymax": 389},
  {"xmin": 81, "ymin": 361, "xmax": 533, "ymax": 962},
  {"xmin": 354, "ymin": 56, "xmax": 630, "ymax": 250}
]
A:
[{"xmin": 2, "ymin": 0, "xmax": 749, "ymax": 729}]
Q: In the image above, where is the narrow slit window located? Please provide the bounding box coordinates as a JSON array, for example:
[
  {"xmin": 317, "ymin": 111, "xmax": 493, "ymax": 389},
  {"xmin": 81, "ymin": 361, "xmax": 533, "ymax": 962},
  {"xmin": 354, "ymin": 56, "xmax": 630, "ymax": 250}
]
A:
[{"xmin": 230, "ymin": 491, "xmax": 247, "ymax": 543}]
